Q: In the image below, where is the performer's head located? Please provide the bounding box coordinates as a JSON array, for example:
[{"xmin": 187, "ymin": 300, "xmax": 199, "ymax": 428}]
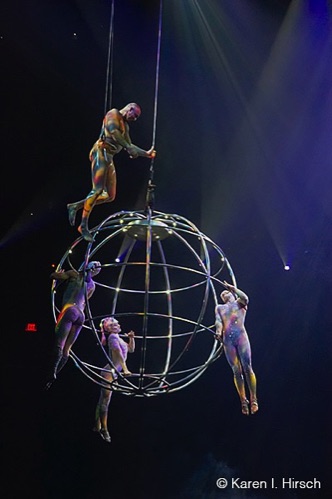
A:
[
  {"xmin": 220, "ymin": 290, "xmax": 235, "ymax": 303},
  {"xmin": 100, "ymin": 317, "xmax": 121, "ymax": 334},
  {"xmin": 121, "ymin": 103, "xmax": 141, "ymax": 121},
  {"xmin": 86, "ymin": 260, "xmax": 102, "ymax": 276}
]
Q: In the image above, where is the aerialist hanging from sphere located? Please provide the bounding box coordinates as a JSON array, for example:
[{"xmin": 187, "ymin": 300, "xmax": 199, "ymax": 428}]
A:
[
  {"xmin": 93, "ymin": 317, "xmax": 135, "ymax": 443},
  {"xmin": 215, "ymin": 281, "xmax": 258, "ymax": 416},
  {"xmin": 45, "ymin": 261, "xmax": 102, "ymax": 390},
  {"xmin": 67, "ymin": 103, "xmax": 157, "ymax": 242}
]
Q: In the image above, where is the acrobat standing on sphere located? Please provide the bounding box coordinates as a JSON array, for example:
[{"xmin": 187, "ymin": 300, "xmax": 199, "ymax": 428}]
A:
[
  {"xmin": 67, "ymin": 103, "xmax": 156, "ymax": 242},
  {"xmin": 215, "ymin": 281, "xmax": 258, "ymax": 416},
  {"xmin": 93, "ymin": 317, "xmax": 135, "ymax": 443},
  {"xmin": 45, "ymin": 261, "xmax": 102, "ymax": 390}
]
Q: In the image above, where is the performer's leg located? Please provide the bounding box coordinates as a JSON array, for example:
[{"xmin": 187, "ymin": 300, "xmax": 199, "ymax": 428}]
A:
[
  {"xmin": 45, "ymin": 308, "xmax": 83, "ymax": 389},
  {"xmin": 238, "ymin": 339, "xmax": 258, "ymax": 415},
  {"xmin": 104, "ymin": 160, "xmax": 117, "ymax": 202},
  {"xmin": 67, "ymin": 147, "xmax": 116, "ymax": 229},
  {"xmin": 77, "ymin": 195, "xmax": 100, "ymax": 242},
  {"xmin": 77, "ymin": 150, "xmax": 111, "ymax": 241},
  {"xmin": 45, "ymin": 311, "xmax": 73, "ymax": 386},
  {"xmin": 224, "ymin": 345, "xmax": 249, "ymax": 415},
  {"xmin": 67, "ymin": 200, "xmax": 84, "ymax": 226},
  {"xmin": 100, "ymin": 389, "xmax": 112, "ymax": 431},
  {"xmin": 44, "ymin": 345, "xmax": 64, "ymax": 390},
  {"xmin": 58, "ymin": 313, "xmax": 84, "ymax": 373},
  {"xmin": 93, "ymin": 370, "xmax": 113, "ymax": 443}
]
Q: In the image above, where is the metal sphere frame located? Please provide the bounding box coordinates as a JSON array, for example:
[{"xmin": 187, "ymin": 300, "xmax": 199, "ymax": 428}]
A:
[{"xmin": 52, "ymin": 209, "xmax": 237, "ymax": 397}]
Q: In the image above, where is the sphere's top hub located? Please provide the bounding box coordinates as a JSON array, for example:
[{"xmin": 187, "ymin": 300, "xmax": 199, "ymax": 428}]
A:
[{"xmin": 126, "ymin": 219, "xmax": 170, "ymax": 241}]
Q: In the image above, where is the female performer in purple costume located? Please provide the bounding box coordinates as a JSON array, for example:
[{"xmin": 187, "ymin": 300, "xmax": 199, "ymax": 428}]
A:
[
  {"xmin": 67, "ymin": 103, "xmax": 156, "ymax": 242},
  {"xmin": 215, "ymin": 281, "xmax": 258, "ymax": 416},
  {"xmin": 93, "ymin": 317, "xmax": 135, "ymax": 443}
]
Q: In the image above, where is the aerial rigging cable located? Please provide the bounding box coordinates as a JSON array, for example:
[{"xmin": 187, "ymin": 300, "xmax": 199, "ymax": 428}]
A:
[
  {"xmin": 103, "ymin": 0, "xmax": 115, "ymax": 114},
  {"xmin": 145, "ymin": 0, "xmax": 163, "ymax": 212},
  {"xmin": 102, "ymin": 0, "xmax": 162, "ymax": 210}
]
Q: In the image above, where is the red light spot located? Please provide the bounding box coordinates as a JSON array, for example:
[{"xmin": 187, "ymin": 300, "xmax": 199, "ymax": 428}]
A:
[{"xmin": 25, "ymin": 323, "xmax": 37, "ymax": 332}]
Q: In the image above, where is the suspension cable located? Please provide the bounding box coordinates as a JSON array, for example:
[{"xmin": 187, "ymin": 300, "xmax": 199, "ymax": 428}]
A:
[
  {"xmin": 104, "ymin": 0, "xmax": 115, "ymax": 114},
  {"xmin": 103, "ymin": 0, "xmax": 163, "ymax": 211},
  {"xmin": 145, "ymin": 0, "xmax": 163, "ymax": 212},
  {"xmin": 151, "ymin": 0, "xmax": 163, "ymax": 151}
]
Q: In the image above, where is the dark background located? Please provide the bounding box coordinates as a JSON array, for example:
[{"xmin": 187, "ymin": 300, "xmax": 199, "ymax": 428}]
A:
[{"xmin": 1, "ymin": 1, "xmax": 331, "ymax": 498}]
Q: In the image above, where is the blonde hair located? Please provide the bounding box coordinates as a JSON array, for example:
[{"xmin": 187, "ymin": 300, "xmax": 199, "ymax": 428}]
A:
[
  {"xmin": 100, "ymin": 317, "xmax": 117, "ymax": 332},
  {"xmin": 99, "ymin": 317, "xmax": 117, "ymax": 345}
]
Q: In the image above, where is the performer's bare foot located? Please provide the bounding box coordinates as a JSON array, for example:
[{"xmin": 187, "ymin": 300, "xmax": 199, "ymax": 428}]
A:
[
  {"xmin": 78, "ymin": 225, "xmax": 94, "ymax": 242},
  {"xmin": 250, "ymin": 400, "xmax": 259, "ymax": 415},
  {"xmin": 99, "ymin": 428, "xmax": 111, "ymax": 443},
  {"xmin": 241, "ymin": 399, "xmax": 249, "ymax": 416},
  {"xmin": 67, "ymin": 204, "xmax": 77, "ymax": 226}
]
